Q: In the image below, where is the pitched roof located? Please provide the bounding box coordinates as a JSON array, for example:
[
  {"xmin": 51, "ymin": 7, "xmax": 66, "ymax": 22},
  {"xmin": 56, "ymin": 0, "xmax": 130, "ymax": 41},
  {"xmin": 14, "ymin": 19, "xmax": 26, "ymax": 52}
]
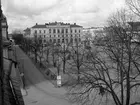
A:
[{"xmin": 32, "ymin": 24, "xmax": 46, "ymax": 28}]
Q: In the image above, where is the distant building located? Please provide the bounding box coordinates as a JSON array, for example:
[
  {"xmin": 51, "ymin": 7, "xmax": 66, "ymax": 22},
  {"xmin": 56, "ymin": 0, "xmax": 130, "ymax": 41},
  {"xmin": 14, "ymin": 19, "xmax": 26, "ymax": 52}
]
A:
[
  {"xmin": 127, "ymin": 22, "xmax": 140, "ymax": 42},
  {"xmin": 23, "ymin": 28, "xmax": 31, "ymax": 38},
  {"xmin": 2, "ymin": 14, "xmax": 8, "ymax": 40},
  {"xmin": 82, "ymin": 27, "xmax": 105, "ymax": 47},
  {"xmin": 30, "ymin": 22, "xmax": 83, "ymax": 45}
]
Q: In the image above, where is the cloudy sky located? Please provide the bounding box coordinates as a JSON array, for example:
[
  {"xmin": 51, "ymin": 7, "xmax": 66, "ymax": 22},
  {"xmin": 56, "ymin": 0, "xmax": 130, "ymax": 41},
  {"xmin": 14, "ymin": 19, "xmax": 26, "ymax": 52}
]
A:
[{"xmin": 1, "ymin": 0, "xmax": 126, "ymax": 33}]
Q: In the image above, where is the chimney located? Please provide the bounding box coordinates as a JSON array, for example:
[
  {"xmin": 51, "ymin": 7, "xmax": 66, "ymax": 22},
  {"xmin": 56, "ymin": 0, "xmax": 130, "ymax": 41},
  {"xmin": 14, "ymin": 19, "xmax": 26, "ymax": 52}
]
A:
[
  {"xmin": 36, "ymin": 23, "xmax": 38, "ymax": 25},
  {"xmin": 74, "ymin": 23, "xmax": 76, "ymax": 25}
]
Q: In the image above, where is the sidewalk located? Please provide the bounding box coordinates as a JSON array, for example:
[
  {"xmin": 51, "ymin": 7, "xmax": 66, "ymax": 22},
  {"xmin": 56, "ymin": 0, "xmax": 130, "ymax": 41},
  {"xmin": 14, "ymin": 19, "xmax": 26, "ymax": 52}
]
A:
[{"xmin": 14, "ymin": 46, "xmax": 76, "ymax": 105}]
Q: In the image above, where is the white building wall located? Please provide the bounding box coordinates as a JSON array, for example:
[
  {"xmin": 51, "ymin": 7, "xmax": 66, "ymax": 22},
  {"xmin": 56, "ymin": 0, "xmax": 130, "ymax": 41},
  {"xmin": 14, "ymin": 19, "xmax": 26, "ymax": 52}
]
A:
[{"xmin": 30, "ymin": 24, "xmax": 83, "ymax": 44}]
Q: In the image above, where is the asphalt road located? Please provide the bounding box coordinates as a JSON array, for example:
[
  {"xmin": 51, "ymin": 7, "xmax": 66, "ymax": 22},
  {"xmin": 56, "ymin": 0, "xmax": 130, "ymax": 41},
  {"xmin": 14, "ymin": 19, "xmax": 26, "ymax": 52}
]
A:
[{"xmin": 14, "ymin": 45, "xmax": 76, "ymax": 105}]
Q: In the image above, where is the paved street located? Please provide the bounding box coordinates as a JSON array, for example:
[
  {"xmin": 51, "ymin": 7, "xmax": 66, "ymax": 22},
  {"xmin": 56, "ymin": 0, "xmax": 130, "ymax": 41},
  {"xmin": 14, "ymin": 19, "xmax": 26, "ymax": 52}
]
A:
[{"xmin": 14, "ymin": 45, "xmax": 76, "ymax": 105}]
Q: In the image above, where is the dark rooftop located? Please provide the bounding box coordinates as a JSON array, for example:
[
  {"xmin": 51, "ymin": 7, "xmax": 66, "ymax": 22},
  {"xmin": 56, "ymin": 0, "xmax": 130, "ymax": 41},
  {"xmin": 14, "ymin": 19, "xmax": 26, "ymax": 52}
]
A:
[
  {"xmin": 128, "ymin": 22, "xmax": 140, "ymax": 27},
  {"xmin": 32, "ymin": 23, "xmax": 46, "ymax": 28}
]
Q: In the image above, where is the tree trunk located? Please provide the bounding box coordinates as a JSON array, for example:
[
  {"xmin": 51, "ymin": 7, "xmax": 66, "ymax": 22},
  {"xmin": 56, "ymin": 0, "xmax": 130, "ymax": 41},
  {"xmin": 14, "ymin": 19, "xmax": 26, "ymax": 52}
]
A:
[
  {"xmin": 35, "ymin": 49, "xmax": 37, "ymax": 63},
  {"xmin": 63, "ymin": 59, "xmax": 65, "ymax": 74}
]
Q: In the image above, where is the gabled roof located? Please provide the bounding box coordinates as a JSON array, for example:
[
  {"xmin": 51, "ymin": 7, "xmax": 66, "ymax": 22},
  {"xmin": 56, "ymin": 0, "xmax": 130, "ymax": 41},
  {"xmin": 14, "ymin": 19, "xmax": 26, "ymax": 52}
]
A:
[{"xmin": 32, "ymin": 24, "xmax": 46, "ymax": 28}]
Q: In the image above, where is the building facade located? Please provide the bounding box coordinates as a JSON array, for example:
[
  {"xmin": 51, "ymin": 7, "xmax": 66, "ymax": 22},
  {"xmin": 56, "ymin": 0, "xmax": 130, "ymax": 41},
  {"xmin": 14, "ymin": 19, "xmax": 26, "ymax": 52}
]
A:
[
  {"xmin": 23, "ymin": 28, "xmax": 31, "ymax": 38},
  {"xmin": 2, "ymin": 14, "xmax": 8, "ymax": 40},
  {"xmin": 30, "ymin": 22, "xmax": 83, "ymax": 45}
]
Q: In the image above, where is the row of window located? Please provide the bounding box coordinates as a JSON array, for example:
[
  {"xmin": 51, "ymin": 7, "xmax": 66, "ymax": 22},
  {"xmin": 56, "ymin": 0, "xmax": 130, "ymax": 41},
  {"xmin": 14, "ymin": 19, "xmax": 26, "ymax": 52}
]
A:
[
  {"xmin": 38, "ymin": 34, "xmax": 81, "ymax": 38},
  {"xmin": 50, "ymin": 34, "xmax": 80, "ymax": 37},
  {"xmin": 49, "ymin": 38, "xmax": 81, "ymax": 43},
  {"xmin": 34, "ymin": 29, "xmax": 81, "ymax": 34}
]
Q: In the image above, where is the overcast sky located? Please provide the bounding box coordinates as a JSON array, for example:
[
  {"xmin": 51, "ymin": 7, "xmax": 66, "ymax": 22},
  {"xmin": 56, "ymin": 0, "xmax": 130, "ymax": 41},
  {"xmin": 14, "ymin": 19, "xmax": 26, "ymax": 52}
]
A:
[{"xmin": 2, "ymin": 0, "xmax": 126, "ymax": 33}]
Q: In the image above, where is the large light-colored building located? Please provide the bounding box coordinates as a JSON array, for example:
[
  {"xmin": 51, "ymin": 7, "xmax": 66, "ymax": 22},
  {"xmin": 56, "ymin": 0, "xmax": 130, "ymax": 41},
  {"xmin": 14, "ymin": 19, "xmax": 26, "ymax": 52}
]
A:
[{"xmin": 30, "ymin": 22, "xmax": 83, "ymax": 44}]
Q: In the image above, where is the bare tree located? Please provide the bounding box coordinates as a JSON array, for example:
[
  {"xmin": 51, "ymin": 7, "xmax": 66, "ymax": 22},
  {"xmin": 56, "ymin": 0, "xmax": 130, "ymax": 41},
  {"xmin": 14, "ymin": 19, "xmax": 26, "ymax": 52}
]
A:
[
  {"xmin": 67, "ymin": 9, "xmax": 140, "ymax": 105},
  {"xmin": 69, "ymin": 41, "xmax": 85, "ymax": 83},
  {"xmin": 30, "ymin": 34, "xmax": 42, "ymax": 63},
  {"xmin": 37, "ymin": 43, "xmax": 44, "ymax": 67},
  {"xmin": 126, "ymin": 0, "xmax": 140, "ymax": 17},
  {"xmin": 59, "ymin": 42, "xmax": 70, "ymax": 74},
  {"xmin": 44, "ymin": 42, "xmax": 51, "ymax": 63}
]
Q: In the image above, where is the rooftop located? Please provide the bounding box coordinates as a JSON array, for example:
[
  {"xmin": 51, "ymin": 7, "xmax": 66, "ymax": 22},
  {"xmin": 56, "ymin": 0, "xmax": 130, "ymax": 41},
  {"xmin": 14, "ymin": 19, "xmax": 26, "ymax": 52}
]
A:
[
  {"xmin": 32, "ymin": 22, "xmax": 82, "ymax": 28},
  {"xmin": 32, "ymin": 24, "xmax": 46, "ymax": 28},
  {"xmin": 127, "ymin": 22, "xmax": 140, "ymax": 27}
]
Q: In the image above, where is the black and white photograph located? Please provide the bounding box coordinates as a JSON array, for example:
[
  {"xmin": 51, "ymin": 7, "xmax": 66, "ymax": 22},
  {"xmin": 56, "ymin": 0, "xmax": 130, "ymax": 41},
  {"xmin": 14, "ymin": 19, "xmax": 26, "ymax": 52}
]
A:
[{"xmin": 1, "ymin": 0, "xmax": 140, "ymax": 105}]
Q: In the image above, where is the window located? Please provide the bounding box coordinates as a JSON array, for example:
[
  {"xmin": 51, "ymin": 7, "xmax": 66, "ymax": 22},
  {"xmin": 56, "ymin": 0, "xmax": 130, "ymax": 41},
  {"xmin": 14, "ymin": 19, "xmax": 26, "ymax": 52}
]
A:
[
  {"xmin": 44, "ymin": 30, "xmax": 46, "ymax": 33},
  {"xmin": 53, "ymin": 39, "xmax": 56, "ymax": 43},
  {"xmin": 58, "ymin": 35, "xmax": 60, "ymax": 37},
  {"xmin": 79, "ymin": 30, "xmax": 80, "ymax": 33},
  {"xmin": 49, "ymin": 29, "xmax": 51, "ymax": 33},
  {"xmin": 35, "ymin": 30, "xmax": 37, "ymax": 33},
  {"xmin": 53, "ymin": 29, "xmax": 56, "ymax": 33},
  {"xmin": 75, "ymin": 29, "xmax": 77, "ymax": 33},
  {"xmin": 50, "ymin": 39, "xmax": 52, "ymax": 43},
  {"xmin": 71, "ymin": 29, "xmax": 72, "ymax": 33},
  {"xmin": 75, "ymin": 38, "xmax": 77, "ymax": 42},
  {"xmin": 66, "ymin": 29, "xmax": 68, "ymax": 33},
  {"xmin": 44, "ymin": 35, "xmax": 45, "ymax": 38},
  {"xmin": 54, "ymin": 35, "xmax": 56, "ymax": 37},
  {"xmin": 71, "ymin": 34, "xmax": 73, "ymax": 37},
  {"xmin": 44, "ymin": 40, "xmax": 46, "ymax": 43},
  {"xmin": 39, "ymin": 30, "xmax": 41, "ymax": 33},
  {"xmin": 79, "ymin": 34, "xmax": 80, "ymax": 37},
  {"xmin": 57, "ymin": 29, "xmax": 60, "ymax": 33},
  {"xmin": 66, "ymin": 34, "xmax": 68, "ymax": 37},
  {"xmin": 75, "ymin": 34, "xmax": 76, "ymax": 37},
  {"xmin": 62, "ymin": 39, "xmax": 64, "ymax": 43},
  {"xmin": 62, "ymin": 29, "xmax": 64, "ymax": 33},
  {"xmin": 79, "ymin": 38, "xmax": 81, "ymax": 42},
  {"xmin": 58, "ymin": 39, "xmax": 60, "ymax": 43},
  {"xmin": 50, "ymin": 35, "xmax": 51, "ymax": 37},
  {"xmin": 62, "ymin": 35, "xmax": 64, "ymax": 37}
]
